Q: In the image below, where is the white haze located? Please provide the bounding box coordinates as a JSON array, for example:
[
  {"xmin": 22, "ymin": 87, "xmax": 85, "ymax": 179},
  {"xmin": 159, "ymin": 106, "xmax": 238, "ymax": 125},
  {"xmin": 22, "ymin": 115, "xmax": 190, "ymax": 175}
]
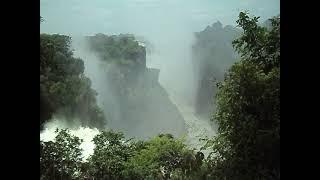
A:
[
  {"xmin": 40, "ymin": 0, "xmax": 279, "ymax": 156},
  {"xmin": 40, "ymin": 0, "xmax": 279, "ymax": 109}
]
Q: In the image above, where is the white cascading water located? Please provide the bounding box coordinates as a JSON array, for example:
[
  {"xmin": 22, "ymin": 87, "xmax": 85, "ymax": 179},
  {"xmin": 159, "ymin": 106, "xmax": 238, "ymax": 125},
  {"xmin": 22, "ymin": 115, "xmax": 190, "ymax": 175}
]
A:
[
  {"xmin": 145, "ymin": 35, "xmax": 217, "ymax": 153},
  {"xmin": 163, "ymin": 86, "xmax": 216, "ymax": 156}
]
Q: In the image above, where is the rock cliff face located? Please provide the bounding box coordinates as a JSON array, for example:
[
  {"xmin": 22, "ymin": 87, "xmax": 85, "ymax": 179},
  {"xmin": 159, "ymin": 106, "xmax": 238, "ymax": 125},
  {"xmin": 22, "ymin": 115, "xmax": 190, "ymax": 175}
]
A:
[
  {"xmin": 192, "ymin": 22, "xmax": 241, "ymax": 119},
  {"xmin": 86, "ymin": 34, "xmax": 186, "ymax": 139}
]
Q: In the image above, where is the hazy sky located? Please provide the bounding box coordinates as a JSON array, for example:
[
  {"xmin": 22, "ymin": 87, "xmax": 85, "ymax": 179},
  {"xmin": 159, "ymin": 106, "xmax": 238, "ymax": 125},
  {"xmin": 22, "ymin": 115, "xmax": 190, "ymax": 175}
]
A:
[
  {"xmin": 41, "ymin": 0, "xmax": 280, "ymax": 105},
  {"xmin": 40, "ymin": 0, "xmax": 279, "ymax": 36}
]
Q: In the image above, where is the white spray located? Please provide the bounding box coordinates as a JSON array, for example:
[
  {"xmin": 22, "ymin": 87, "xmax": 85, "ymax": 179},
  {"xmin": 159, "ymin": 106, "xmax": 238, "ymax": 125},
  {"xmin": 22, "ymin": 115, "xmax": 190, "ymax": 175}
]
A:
[{"xmin": 40, "ymin": 117, "xmax": 100, "ymax": 161}]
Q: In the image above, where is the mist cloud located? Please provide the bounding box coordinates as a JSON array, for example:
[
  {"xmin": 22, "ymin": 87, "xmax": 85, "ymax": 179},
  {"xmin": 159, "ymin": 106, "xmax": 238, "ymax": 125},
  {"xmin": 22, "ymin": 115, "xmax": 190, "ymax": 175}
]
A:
[
  {"xmin": 40, "ymin": 0, "xmax": 279, "ymax": 144},
  {"xmin": 41, "ymin": 0, "xmax": 279, "ymax": 36}
]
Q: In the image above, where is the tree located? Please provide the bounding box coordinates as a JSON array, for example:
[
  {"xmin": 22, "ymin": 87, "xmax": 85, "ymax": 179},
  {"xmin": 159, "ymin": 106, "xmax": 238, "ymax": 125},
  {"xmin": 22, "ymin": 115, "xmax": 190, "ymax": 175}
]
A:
[
  {"xmin": 40, "ymin": 33, "xmax": 106, "ymax": 129},
  {"xmin": 123, "ymin": 135, "xmax": 204, "ymax": 179},
  {"xmin": 86, "ymin": 131, "xmax": 136, "ymax": 179},
  {"xmin": 233, "ymin": 11, "xmax": 280, "ymax": 73},
  {"xmin": 40, "ymin": 129, "xmax": 83, "ymax": 180},
  {"xmin": 204, "ymin": 12, "xmax": 280, "ymax": 179}
]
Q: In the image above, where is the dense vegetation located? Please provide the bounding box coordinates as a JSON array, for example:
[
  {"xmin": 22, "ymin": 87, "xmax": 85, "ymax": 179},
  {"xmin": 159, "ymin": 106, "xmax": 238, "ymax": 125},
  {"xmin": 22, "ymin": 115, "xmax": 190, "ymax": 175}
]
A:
[
  {"xmin": 203, "ymin": 12, "xmax": 280, "ymax": 179},
  {"xmin": 40, "ymin": 12, "xmax": 280, "ymax": 179},
  {"xmin": 40, "ymin": 32, "xmax": 105, "ymax": 129},
  {"xmin": 87, "ymin": 33, "xmax": 146, "ymax": 68},
  {"xmin": 41, "ymin": 130, "xmax": 204, "ymax": 180}
]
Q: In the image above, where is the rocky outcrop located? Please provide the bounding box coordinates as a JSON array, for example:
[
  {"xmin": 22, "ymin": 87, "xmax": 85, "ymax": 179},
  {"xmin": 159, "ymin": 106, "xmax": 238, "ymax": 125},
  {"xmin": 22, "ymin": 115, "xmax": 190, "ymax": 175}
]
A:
[
  {"xmin": 192, "ymin": 22, "xmax": 241, "ymax": 119},
  {"xmin": 86, "ymin": 34, "xmax": 186, "ymax": 139}
]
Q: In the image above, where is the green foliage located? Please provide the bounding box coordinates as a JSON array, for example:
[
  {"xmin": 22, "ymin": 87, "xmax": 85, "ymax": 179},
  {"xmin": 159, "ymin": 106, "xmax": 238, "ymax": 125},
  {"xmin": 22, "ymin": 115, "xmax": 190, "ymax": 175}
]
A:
[
  {"xmin": 233, "ymin": 12, "xmax": 280, "ymax": 73},
  {"xmin": 87, "ymin": 33, "xmax": 146, "ymax": 68},
  {"xmin": 40, "ymin": 129, "xmax": 83, "ymax": 180},
  {"xmin": 123, "ymin": 135, "xmax": 204, "ymax": 179},
  {"xmin": 40, "ymin": 33, "xmax": 105, "ymax": 129},
  {"xmin": 40, "ymin": 130, "xmax": 205, "ymax": 179},
  {"xmin": 204, "ymin": 12, "xmax": 280, "ymax": 179},
  {"xmin": 86, "ymin": 131, "xmax": 136, "ymax": 179}
]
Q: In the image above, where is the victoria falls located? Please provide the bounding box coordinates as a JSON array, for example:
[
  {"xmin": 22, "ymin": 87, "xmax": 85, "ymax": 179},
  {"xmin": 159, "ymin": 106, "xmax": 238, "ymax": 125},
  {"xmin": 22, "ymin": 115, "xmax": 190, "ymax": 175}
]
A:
[{"xmin": 40, "ymin": 0, "xmax": 280, "ymax": 179}]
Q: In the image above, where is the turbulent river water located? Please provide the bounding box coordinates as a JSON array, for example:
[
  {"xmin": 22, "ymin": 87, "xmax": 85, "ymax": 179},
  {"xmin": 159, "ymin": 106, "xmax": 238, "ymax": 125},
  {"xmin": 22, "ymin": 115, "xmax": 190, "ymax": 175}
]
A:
[{"xmin": 164, "ymin": 87, "xmax": 216, "ymax": 156}]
